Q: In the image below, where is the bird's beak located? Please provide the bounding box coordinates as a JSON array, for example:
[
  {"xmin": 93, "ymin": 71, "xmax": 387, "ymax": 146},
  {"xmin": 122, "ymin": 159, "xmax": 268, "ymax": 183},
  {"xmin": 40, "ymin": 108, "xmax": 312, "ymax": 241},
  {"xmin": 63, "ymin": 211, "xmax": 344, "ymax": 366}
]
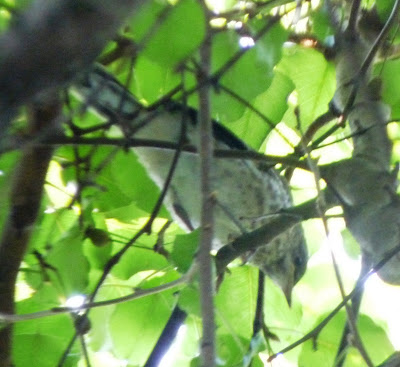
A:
[
  {"xmin": 283, "ymin": 281, "xmax": 293, "ymax": 307},
  {"xmin": 282, "ymin": 264, "xmax": 295, "ymax": 307}
]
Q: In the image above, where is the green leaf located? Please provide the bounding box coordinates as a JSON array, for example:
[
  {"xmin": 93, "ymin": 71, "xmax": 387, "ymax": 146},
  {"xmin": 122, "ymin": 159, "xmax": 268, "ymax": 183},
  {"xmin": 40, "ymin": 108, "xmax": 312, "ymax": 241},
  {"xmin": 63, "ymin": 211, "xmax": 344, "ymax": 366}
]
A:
[
  {"xmin": 88, "ymin": 275, "xmax": 129, "ymax": 351},
  {"xmin": 354, "ymin": 314, "xmax": 394, "ymax": 365},
  {"xmin": 215, "ymin": 266, "xmax": 258, "ymax": 340},
  {"xmin": 102, "ymin": 201, "xmax": 159, "ymax": 223},
  {"xmin": 45, "ymin": 160, "xmax": 73, "ymax": 209},
  {"xmin": 341, "ymin": 228, "xmax": 361, "ymax": 259},
  {"xmin": 13, "ymin": 334, "xmax": 77, "ymax": 367},
  {"xmin": 299, "ymin": 311, "xmax": 346, "ymax": 367},
  {"xmin": 129, "ymin": 0, "xmax": 205, "ymax": 67},
  {"xmin": 95, "ymin": 150, "xmax": 165, "ymax": 215},
  {"xmin": 376, "ymin": 0, "xmax": 397, "ymax": 22},
  {"xmin": 0, "ymin": 151, "xmax": 19, "ymax": 230},
  {"xmin": 130, "ymin": 55, "xmax": 180, "ymax": 104},
  {"xmin": 126, "ymin": 0, "xmax": 166, "ymax": 41},
  {"xmin": 178, "ymin": 315, "xmax": 202, "ymax": 360},
  {"xmin": 217, "ymin": 333, "xmax": 250, "ymax": 366},
  {"xmin": 83, "ymin": 237, "xmax": 112, "ymax": 270},
  {"xmin": 212, "ymin": 22, "xmax": 288, "ymax": 122},
  {"xmin": 299, "ymin": 312, "xmax": 395, "ymax": 367},
  {"xmin": 227, "ymin": 71, "xmax": 294, "ymax": 149},
  {"xmin": 310, "ymin": 6, "xmax": 336, "ymax": 41},
  {"xmin": 14, "ymin": 286, "xmax": 79, "ymax": 367},
  {"xmin": 110, "ymin": 285, "xmax": 176, "ymax": 364},
  {"xmin": 262, "ymin": 275, "xmax": 305, "ymax": 344},
  {"xmin": 47, "ymin": 226, "xmax": 90, "ymax": 295},
  {"xmin": 112, "ymin": 246, "xmax": 170, "ymax": 280},
  {"xmin": 178, "ymin": 284, "xmax": 201, "ymax": 317},
  {"xmin": 375, "ymin": 59, "xmax": 400, "ymax": 119},
  {"xmin": 28, "ymin": 208, "xmax": 78, "ymax": 254},
  {"xmin": 277, "ymin": 46, "xmax": 336, "ymax": 128},
  {"xmin": 170, "ymin": 230, "xmax": 199, "ymax": 273}
]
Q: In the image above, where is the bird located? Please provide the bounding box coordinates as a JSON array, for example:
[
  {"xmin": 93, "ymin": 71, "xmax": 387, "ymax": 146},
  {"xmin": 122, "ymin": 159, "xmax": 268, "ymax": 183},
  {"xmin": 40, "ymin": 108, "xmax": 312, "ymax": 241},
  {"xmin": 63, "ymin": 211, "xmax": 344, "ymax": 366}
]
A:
[{"xmin": 72, "ymin": 64, "xmax": 308, "ymax": 304}]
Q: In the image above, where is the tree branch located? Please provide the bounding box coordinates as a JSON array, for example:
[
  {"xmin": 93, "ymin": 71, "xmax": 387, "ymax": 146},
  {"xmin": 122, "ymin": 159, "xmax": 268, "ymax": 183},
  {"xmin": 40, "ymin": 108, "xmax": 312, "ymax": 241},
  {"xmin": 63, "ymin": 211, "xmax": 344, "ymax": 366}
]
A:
[
  {"xmin": 197, "ymin": 4, "xmax": 216, "ymax": 366},
  {"xmin": 216, "ymin": 191, "xmax": 339, "ymax": 273},
  {"xmin": 144, "ymin": 305, "xmax": 187, "ymax": 367},
  {"xmin": 0, "ymin": 96, "xmax": 61, "ymax": 366}
]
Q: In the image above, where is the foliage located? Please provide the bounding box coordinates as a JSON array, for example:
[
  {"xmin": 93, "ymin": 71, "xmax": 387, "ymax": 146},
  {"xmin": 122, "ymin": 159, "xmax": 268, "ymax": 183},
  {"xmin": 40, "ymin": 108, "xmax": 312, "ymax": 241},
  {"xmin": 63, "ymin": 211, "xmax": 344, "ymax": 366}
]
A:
[{"xmin": 1, "ymin": 0, "xmax": 400, "ymax": 366}]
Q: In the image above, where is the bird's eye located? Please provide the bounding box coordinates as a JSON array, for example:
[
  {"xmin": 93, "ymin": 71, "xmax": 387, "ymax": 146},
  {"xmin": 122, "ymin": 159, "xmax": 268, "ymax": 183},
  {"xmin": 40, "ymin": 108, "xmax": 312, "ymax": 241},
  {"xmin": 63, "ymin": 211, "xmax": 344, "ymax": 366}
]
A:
[{"xmin": 294, "ymin": 255, "xmax": 304, "ymax": 268}]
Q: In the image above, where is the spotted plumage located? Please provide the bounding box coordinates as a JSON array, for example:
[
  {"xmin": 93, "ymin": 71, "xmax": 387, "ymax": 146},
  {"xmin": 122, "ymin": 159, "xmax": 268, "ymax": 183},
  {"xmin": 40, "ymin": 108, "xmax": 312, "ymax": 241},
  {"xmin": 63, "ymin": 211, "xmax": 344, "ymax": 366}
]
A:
[{"xmin": 73, "ymin": 64, "xmax": 308, "ymax": 303}]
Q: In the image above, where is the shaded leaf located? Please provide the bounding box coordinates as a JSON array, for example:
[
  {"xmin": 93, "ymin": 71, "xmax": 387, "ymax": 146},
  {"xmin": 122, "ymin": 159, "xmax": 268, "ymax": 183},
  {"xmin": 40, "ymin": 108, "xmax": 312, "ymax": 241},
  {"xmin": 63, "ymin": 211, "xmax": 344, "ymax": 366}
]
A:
[
  {"xmin": 170, "ymin": 230, "xmax": 199, "ymax": 273},
  {"xmin": 47, "ymin": 226, "xmax": 90, "ymax": 295}
]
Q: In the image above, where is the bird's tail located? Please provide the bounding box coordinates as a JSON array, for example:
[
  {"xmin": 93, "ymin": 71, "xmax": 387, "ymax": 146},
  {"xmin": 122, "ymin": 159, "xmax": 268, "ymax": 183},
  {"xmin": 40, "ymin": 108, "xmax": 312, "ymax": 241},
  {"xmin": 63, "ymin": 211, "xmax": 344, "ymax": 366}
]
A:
[{"xmin": 71, "ymin": 64, "xmax": 143, "ymax": 123}]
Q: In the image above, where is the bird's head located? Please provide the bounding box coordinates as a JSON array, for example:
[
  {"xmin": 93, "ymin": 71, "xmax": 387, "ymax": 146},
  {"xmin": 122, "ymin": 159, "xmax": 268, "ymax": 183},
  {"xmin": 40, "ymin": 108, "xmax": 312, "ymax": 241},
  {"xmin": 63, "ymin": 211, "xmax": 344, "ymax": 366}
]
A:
[{"xmin": 249, "ymin": 225, "xmax": 308, "ymax": 306}]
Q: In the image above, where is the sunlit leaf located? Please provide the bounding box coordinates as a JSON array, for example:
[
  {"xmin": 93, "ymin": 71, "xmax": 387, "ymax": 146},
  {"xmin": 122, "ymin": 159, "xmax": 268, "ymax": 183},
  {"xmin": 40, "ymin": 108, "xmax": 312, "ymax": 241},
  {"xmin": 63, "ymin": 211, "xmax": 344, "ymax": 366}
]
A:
[
  {"xmin": 129, "ymin": 0, "xmax": 205, "ymax": 67},
  {"xmin": 277, "ymin": 46, "xmax": 336, "ymax": 129},
  {"xmin": 110, "ymin": 284, "xmax": 176, "ymax": 364}
]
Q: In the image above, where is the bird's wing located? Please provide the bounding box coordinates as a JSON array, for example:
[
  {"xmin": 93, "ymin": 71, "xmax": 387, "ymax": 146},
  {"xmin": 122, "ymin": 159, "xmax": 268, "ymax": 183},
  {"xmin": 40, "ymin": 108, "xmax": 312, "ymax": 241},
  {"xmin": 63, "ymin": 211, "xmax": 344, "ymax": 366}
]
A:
[
  {"xmin": 72, "ymin": 63, "xmax": 308, "ymax": 303},
  {"xmin": 72, "ymin": 63, "xmax": 248, "ymax": 151}
]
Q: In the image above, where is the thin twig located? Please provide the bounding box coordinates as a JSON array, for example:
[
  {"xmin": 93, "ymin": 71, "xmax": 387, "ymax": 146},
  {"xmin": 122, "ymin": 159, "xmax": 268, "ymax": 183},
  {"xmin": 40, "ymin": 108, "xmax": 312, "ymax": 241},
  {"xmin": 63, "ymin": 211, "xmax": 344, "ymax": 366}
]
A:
[
  {"xmin": 347, "ymin": 0, "xmax": 362, "ymax": 35},
  {"xmin": 217, "ymin": 83, "xmax": 294, "ymax": 148},
  {"xmin": 0, "ymin": 263, "xmax": 197, "ymax": 323},
  {"xmin": 197, "ymin": 3, "xmax": 216, "ymax": 365},
  {"xmin": 296, "ymin": 107, "xmax": 370, "ymax": 367},
  {"xmin": 58, "ymin": 84, "xmax": 192, "ymax": 366},
  {"xmin": 268, "ymin": 242, "xmax": 400, "ymax": 362},
  {"xmin": 341, "ymin": 0, "xmax": 400, "ymax": 117},
  {"xmin": 334, "ymin": 259, "xmax": 370, "ymax": 367}
]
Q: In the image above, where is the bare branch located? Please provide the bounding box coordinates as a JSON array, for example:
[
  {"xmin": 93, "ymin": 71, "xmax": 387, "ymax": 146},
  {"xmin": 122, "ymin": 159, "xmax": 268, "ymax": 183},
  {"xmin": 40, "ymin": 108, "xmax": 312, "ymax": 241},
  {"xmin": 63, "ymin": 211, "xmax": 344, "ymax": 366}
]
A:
[{"xmin": 197, "ymin": 4, "xmax": 216, "ymax": 365}]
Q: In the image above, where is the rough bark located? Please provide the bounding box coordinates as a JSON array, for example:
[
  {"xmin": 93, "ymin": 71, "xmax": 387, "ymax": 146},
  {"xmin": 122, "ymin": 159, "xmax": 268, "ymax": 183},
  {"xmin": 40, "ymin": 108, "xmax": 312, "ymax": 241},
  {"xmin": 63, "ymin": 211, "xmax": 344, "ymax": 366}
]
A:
[
  {"xmin": 0, "ymin": 98, "xmax": 61, "ymax": 366},
  {"xmin": 321, "ymin": 28, "xmax": 399, "ymax": 285}
]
